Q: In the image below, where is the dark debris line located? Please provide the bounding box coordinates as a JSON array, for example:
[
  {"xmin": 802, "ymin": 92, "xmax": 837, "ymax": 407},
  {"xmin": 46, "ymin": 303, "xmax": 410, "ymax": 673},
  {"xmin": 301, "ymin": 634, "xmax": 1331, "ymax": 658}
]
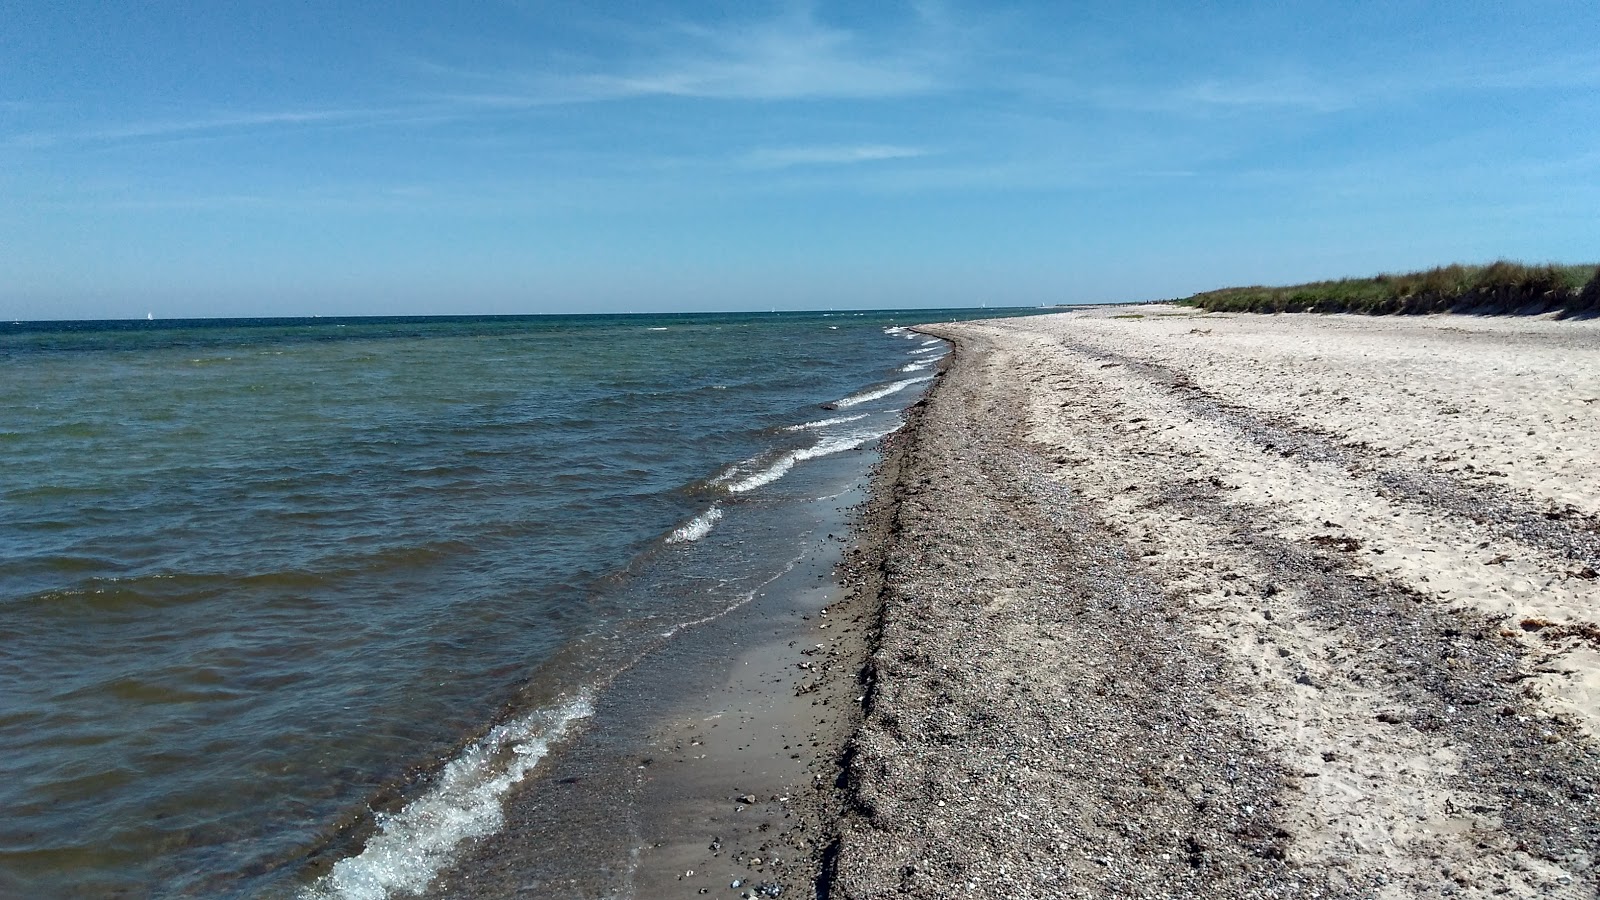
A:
[
  {"xmin": 1050, "ymin": 333, "xmax": 1600, "ymax": 886},
  {"xmin": 1059, "ymin": 340, "xmax": 1600, "ymax": 572},
  {"xmin": 1152, "ymin": 477, "xmax": 1600, "ymax": 885}
]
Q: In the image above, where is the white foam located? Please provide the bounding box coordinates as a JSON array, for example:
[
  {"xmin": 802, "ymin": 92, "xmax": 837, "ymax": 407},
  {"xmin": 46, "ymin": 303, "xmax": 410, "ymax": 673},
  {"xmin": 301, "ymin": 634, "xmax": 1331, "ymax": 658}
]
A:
[
  {"xmin": 882, "ymin": 326, "xmax": 907, "ymax": 335},
  {"xmin": 666, "ymin": 506, "xmax": 722, "ymax": 543},
  {"xmin": 300, "ymin": 696, "xmax": 594, "ymax": 900},
  {"xmin": 724, "ymin": 427, "xmax": 900, "ymax": 494},
  {"xmin": 783, "ymin": 413, "xmax": 870, "ymax": 432},
  {"xmin": 660, "ymin": 587, "xmax": 758, "ymax": 639},
  {"xmin": 830, "ymin": 376, "xmax": 933, "ymax": 409},
  {"xmin": 898, "ymin": 360, "xmax": 934, "ymax": 373},
  {"xmin": 919, "ymin": 339, "xmax": 942, "ymax": 347},
  {"xmin": 910, "ymin": 346, "xmax": 943, "ymax": 356}
]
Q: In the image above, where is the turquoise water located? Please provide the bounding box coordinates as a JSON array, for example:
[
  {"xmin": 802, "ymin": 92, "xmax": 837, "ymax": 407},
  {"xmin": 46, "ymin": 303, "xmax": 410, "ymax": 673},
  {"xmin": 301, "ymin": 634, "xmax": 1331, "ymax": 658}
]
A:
[{"xmin": 0, "ymin": 310, "xmax": 1026, "ymax": 897}]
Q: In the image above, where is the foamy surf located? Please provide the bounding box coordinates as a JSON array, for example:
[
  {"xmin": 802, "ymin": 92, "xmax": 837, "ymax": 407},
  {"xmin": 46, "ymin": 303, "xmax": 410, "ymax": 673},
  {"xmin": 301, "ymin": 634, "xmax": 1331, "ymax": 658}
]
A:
[
  {"xmin": 722, "ymin": 427, "xmax": 900, "ymax": 494},
  {"xmin": 301, "ymin": 696, "xmax": 594, "ymax": 900},
  {"xmin": 899, "ymin": 360, "xmax": 934, "ymax": 373},
  {"xmin": 783, "ymin": 413, "xmax": 870, "ymax": 432},
  {"xmin": 829, "ymin": 376, "xmax": 933, "ymax": 409},
  {"xmin": 666, "ymin": 506, "xmax": 722, "ymax": 543}
]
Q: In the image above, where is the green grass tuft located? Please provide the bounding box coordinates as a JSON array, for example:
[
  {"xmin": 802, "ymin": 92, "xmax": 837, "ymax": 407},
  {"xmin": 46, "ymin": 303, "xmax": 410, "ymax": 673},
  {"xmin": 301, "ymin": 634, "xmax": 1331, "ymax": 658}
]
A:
[{"xmin": 1179, "ymin": 261, "xmax": 1599, "ymax": 317}]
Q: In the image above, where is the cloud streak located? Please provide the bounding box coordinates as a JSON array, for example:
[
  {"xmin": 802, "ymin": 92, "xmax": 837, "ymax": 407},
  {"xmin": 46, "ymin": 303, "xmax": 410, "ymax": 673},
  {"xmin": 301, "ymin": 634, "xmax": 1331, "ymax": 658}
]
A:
[
  {"xmin": 742, "ymin": 144, "xmax": 929, "ymax": 169},
  {"xmin": 3, "ymin": 107, "xmax": 408, "ymax": 150},
  {"xmin": 8, "ymin": 7, "xmax": 953, "ymax": 150},
  {"xmin": 434, "ymin": 5, "xmax": 948, "ymax": 106},
  {"xmin": 596, "ymin": 16, "xmax": 936, "ymax": 100}
]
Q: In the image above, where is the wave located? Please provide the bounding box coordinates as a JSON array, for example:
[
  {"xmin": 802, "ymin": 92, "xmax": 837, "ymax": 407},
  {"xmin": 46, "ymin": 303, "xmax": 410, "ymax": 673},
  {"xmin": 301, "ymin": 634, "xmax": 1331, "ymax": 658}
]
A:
[
  {"xmin": 722, "ymin": 426, "xmax": 900, "ymax": 494},
  {"xmin": 828, "ymin": 376, "xmax": 933, "ymax": 409},
  {"xmin": 666, "ymin": 505, "xmax": 722, "ymax": 543},
  {"xmin": 910, "ymin": 346, "xmax": 943, "ymax": 356},
  {"xmin": 301, "ymin": 695, "xmax": 593, "ymax": 900},
  {"xmin": 658, "ymin": 546, "xmax": 807, "ymax": 639},
  {"xmin": 782, "ymin": 413, "xmax": 870, "ymax": 432},
  {"xmin": 919, "ymin": 339, "xmax": 942, "ymax": 346},
  {"xmin": 898, "ymin": 360, "xmax": 934, "ymax": 373}
]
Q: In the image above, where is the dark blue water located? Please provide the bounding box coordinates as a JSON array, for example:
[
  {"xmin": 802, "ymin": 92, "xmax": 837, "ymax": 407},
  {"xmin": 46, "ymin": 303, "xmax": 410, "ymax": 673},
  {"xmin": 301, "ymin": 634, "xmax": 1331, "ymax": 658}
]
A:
[{"xmin": 0, "ymin": 309, "xmax": 1039, "ymax": 898}]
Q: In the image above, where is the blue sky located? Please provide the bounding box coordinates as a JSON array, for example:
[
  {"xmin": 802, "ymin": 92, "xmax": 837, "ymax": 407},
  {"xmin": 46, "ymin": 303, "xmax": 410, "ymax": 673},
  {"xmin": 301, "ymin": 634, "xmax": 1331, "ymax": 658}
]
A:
[{"xmin": 3, "ymin": 1, "xmax": 1598, "ymax": 319}]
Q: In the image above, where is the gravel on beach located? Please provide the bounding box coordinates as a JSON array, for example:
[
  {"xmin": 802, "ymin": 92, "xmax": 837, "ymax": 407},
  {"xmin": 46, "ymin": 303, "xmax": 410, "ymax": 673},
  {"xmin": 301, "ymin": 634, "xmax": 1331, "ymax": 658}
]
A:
[{"xmin": 826, "ymin": 307, "xmax": 1600, "ymax": 899}]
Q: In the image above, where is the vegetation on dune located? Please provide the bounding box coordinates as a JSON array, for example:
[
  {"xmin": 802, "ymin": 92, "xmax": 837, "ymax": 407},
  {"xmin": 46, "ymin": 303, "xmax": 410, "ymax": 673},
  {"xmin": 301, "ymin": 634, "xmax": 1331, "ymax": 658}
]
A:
[{"xmin": 1179, "ymin": 261, "xmax": 1600, "ymax": 317}]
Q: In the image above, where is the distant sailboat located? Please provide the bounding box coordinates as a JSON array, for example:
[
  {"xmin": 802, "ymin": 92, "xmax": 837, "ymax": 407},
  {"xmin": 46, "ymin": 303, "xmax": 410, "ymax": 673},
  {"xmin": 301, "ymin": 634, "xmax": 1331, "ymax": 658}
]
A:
[{"xmin": 146, "ymin": 312, "xmax": 154, "ymax": 321}]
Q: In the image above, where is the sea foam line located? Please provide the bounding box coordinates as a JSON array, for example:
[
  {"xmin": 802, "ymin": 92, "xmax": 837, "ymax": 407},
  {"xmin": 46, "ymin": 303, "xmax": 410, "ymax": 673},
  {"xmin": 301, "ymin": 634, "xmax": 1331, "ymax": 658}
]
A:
[
  {"xmin": 666, "ymin": 505, "xmax": 723, "ymax": 543},
  {"xmin": 723, "ymin": 426, "xmax": 900, "ymax": 494},
  {"xmin": 300, "ymin": 696, "xmax": 594, "ymax": 900},
  {"xmin": 899, "ymin": 360, "xmax": 934, "ymax": 373},
  {"xmin": 830, "ymin": 376, "xmax": 933, "ymax": 410},
  {"xmin": 660, "ymin": 546, "xmax": 809, "ymax": 639},
  {"xmin": 783, "ymin": 413, "xmax": 870, "ymax": 432}
]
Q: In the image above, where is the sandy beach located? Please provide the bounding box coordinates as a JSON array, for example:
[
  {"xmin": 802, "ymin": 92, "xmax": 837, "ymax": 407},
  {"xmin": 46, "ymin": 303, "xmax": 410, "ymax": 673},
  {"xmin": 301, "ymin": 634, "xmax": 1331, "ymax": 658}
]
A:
[
  {"xmin": 408, "ymin": 305, "xmax": 1599, "ymax": 900},
  {"xmin": 830, "ymin": 307, "xmax": 1600, "ymax": 898}
]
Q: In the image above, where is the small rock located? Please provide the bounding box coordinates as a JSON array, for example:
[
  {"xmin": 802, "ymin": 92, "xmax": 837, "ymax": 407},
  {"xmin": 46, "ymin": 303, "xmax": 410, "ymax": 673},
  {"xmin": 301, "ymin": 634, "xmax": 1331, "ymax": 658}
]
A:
[{"xmin": 738, "ymin": 794, "xmax": 758, "ymax": 805}]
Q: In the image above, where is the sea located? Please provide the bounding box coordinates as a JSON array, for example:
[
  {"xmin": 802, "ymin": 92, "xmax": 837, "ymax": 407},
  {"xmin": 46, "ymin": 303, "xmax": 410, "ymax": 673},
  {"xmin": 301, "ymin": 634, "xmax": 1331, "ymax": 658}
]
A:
[{"xmin": 0, "ymin": 308, "xmax": 1044, "ymax": 899}]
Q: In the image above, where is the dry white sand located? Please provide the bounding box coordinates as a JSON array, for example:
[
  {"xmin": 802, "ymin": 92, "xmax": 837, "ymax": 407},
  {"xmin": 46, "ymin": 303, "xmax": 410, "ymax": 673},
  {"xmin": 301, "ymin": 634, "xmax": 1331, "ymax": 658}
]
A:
[{"xmin": 833, "ymin": 307, "xmax": 1600, "ymax": 899}]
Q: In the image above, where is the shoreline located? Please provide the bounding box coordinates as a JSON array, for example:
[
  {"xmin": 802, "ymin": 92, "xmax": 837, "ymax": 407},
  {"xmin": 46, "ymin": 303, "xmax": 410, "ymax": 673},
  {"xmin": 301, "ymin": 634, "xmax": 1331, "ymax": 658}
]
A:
[
  {"xmin": 826, "ymin": 306, "xmax": 1600, "ymax": 898},
  {"xmin": 360, "ymin": 303, "xmax": 1598, "ymax": 898},
  {"xmin": 409, "ymin": 436, "xmax": 898, "ymax": 899}
]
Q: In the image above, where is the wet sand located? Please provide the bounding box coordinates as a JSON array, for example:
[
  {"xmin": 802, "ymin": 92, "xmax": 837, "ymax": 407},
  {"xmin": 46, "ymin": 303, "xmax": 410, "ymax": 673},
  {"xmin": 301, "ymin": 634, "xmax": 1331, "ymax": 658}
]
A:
[
  {"xmin": 830, "ymin": 306, "xmax": 1600, "ymax": 898},
  {"xmin": 418, "ymin": 475, "xmax": 883, "ymax": 900}
]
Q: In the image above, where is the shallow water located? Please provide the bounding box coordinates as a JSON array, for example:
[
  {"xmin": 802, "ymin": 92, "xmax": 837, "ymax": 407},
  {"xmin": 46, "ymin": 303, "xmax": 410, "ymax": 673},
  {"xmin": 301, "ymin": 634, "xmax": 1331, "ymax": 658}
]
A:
[{"xmin": 0, "ymin": 309, "xmax": 1033, "ymax": 897}]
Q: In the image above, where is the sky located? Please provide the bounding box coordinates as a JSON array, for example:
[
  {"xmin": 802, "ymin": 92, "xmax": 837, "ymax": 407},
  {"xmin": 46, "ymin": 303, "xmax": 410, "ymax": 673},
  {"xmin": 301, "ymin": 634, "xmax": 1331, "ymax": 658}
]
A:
[{"xmin": 3, "ymin": 1, "xmax": 1598, "ymax": 320}]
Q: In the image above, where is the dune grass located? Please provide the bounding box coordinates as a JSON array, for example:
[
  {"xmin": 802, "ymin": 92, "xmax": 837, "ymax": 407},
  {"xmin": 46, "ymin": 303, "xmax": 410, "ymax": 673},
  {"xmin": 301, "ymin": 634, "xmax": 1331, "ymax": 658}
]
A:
[{"xmin": 1179, "ymin": 261, "xmax": 1600, "ymax": 317}]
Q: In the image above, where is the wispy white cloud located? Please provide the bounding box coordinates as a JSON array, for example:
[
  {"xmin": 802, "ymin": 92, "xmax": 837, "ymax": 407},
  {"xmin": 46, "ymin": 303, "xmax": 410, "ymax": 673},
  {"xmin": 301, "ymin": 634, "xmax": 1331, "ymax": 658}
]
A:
[
  {"xmin": 3, "ymin": 107, "xmax": 403, "ymax": 150},
  {"xmin": 86, "ymin": 109, "xmax": 372, "ymax": 140},
  {"xmin": 1171, "ymin": 76, "xmax": 1353, "ymax": 113},
  {"xmin": 600, "ymin": 16, "xmax": 936, "ymax": 100},
  {"xmin": 7, "ymin": 7, "xmax": 955, "ymax": 150},
  {"xmin": 742, "ymin": 144, "xmax": 929, "ymax": 169},
  {"xmin": 431, "ymin": 5, "xmax": 949, "ymax": 106},
  {"xmin": 1101, "ymin": 52, "xmax": 1600, "ymax": 118}
]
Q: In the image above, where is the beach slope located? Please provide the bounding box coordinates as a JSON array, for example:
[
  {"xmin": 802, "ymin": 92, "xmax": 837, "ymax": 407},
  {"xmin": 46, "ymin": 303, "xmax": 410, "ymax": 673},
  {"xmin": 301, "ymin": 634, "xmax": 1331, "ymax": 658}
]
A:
[{"xmin": 833, "ymin": 306, "xmax": 1600, "ymax": 898}]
